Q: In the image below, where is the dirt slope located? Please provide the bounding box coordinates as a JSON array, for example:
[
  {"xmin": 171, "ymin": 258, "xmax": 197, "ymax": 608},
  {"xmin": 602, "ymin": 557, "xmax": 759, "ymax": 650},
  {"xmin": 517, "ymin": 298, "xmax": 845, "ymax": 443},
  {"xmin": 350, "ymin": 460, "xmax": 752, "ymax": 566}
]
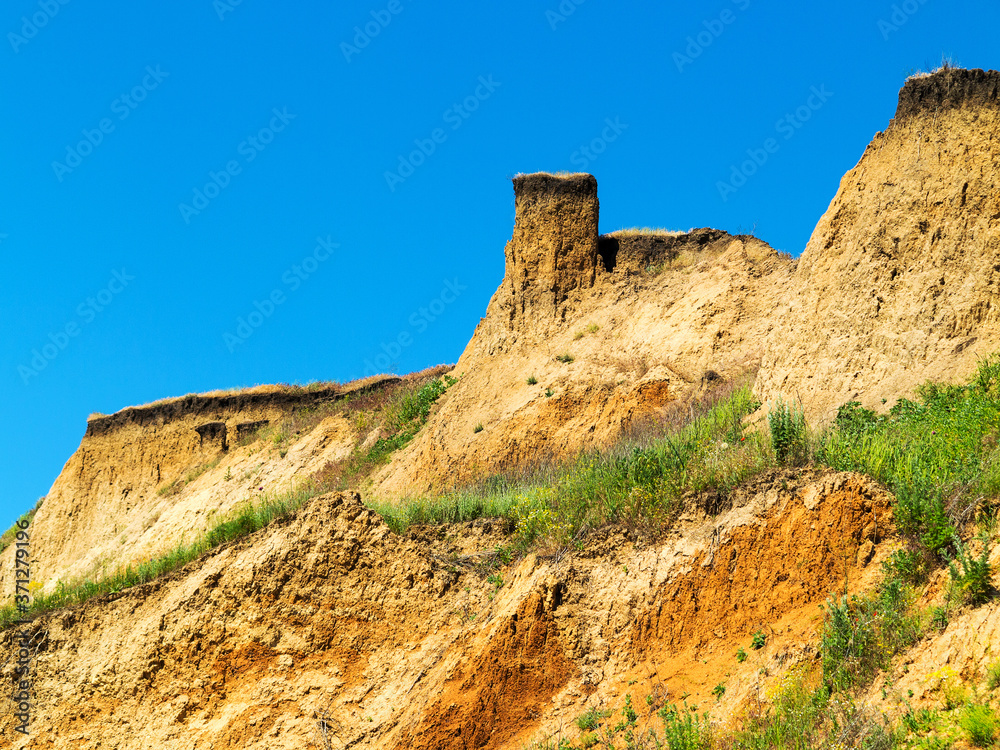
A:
[
  {"xmin": 0, "ymin": 379, "xmax": 396, "ymax": 597},
  {"xmin": 757, "ymin": 67, "xmax": 1000, "ymax": 420},
  {"xmin": 0, "ymin": 470, "xmax": 891, "ymax": 749},
  {"xmin": 371, "ymin": 173, "xmax": 794, "ymax": 498}
]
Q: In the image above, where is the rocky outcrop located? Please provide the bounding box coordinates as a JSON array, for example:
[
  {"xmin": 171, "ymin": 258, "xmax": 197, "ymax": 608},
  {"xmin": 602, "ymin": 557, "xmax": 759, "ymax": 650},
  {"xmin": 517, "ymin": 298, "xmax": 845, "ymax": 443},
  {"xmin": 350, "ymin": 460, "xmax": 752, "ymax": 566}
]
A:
[
  {"xmin": 491, "ymin": 172, "xmax": 601, "ymax": 339},
  {"xmin": 757, "ymin": 67, "xmax": 1000, "ymax": 419},
  {"xmin": 371, "ymin": 178, "xmax": 794, "ymax": 496}
]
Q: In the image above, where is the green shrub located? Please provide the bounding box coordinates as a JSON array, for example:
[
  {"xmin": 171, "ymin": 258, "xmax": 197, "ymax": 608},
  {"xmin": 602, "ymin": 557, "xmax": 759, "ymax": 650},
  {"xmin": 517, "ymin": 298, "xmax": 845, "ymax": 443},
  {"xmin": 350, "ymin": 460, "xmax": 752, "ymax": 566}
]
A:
[
  {"xmin": 527, "ymin": 375, "xmax": 538, "ymax": 385},
  {"xmin": 834, "ymin": 400, "xmax": 883, "ymax": 437},
  {"xmin": 736, "ymin": 646, "xmax": 747, "ymax": 663},
  {"xmin": 575, "ymin": 706, "xmax": 609, "ymax": 733},
  {"xmin": 820, "ymin": 578, "xmax": 921, "ymax": 690},
  {"xmin": 768, "ymin": 399, "xmax": 807, "ymax": 465},
  {"xmin": 961, "ymin": 704, "xmax": 999, "ymax": 747},
  {"xmin": 930, "ymin": 605, "xmax": 949, "ymax": 630},
  {"xmin": 987, "ymin": 661, "xmax": 1000, "ymax": 690},
  {"xmin": 946, "ymin": 533, "xmax": 994, "ymax": 605},
  {"xmin": 474, "ymin": 423, "xmax": 484, "ymax": 433},
  {"xmin": 751, "ymin": 630, "xmax": 766, "ymax": 650},
  {"xmin": 555, "ymin": 353, "xmax": 575, "ymax": 364},
  {"xmin": 882, "ymin": 547, "xmax": 929, "ymax": 585},
  {"xmin": 657, "ymin": 703, "xmax": 713, "ymax": 749}
]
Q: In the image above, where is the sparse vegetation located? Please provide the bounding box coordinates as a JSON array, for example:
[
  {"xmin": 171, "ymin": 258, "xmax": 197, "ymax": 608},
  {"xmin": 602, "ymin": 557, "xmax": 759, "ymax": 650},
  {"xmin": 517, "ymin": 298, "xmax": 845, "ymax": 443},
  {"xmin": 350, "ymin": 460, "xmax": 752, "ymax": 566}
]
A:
[
  {"xmin": 750, "ymin": 630, "xmax": 766, "ymax": 650},
  {"xmin": 0, "ymin": 497, "xmax": 43, "ymax": 555},
  {"xmin": 474, "ymin": 423, "xmax": 484, "ymax": 434},
  {"xmin": 0, "ymin": 370, "xmax": 458, "ymax": 630},
  {"xmin": 527, "ymin": 375, "xmax": 538, "ymax": 385},
  {"xmin": 820, "ymin": 578, "xmax": 922, "ymax": 690},
  {"xmin": 555, "ymin": 353, "xmax": 575, "ymax": 364},
  {"xmin": 607, "ymin": 227, "xmax": 686, "ymax": 238},
  {"xmin": 311, "ymin": 370, "xmax": 458, "ymax": 491},
  {"xmin": 156, "ymin": 457, "xmax": 222, "ymax": 497}
]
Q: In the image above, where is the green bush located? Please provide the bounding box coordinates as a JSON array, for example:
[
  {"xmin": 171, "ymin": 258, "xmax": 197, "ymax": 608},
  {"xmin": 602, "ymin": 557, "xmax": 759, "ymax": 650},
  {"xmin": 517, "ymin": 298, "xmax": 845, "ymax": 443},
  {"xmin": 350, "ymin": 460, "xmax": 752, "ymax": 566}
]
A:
[
  {"xmin": 657, "ymin": 703, "xmax": 713, "ymax": 749},
  {"xmin": 946, "ymin": 533, "xmax": 994, "ymax": 605},
  {"xmin": 961, "ymin": 704, "xmax": 999, "ymax": 747},
  {"xmin": 820, "ymin": 578, "xmax": 921, "ymax": 690},
  {"xmin": 882, "ymin": 547, "xmax": 930, "ymax": 585},
  {"xmin": 768, "ymin": 399, "xmax": 807, "ymax": 465}
]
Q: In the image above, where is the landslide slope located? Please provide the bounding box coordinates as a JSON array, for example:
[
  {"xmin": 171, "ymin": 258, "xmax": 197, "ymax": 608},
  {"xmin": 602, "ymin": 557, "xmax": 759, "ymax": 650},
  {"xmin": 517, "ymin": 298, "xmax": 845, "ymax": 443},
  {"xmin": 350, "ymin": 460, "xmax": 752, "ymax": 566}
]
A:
[
  {"xmin": 372, "ymin": 173, "xmax": 794, "ymax": 498},
  {"xmin": 1, "ymin": 471, "xmax": 892, "ymax": 749},
  {"xmin": 0, "ymin": 377, "xmax": 407, "ymax": 597},
  {"xmin": 757, "ymin": 67, "xmax": 1000, "ymax": 420}
]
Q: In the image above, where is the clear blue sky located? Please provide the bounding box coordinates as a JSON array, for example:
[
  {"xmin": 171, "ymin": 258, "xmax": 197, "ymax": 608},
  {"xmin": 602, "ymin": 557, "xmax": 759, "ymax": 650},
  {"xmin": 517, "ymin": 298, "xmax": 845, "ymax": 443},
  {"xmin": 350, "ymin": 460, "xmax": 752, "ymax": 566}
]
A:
[{"xmin": 1, "ymin": 0, "xmax": 997, "ymax": 526}]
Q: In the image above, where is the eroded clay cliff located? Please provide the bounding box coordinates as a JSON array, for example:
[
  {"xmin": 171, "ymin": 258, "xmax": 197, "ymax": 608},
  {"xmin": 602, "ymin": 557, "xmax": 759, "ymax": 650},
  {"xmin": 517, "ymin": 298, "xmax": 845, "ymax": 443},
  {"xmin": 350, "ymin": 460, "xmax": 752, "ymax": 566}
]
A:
[{"xmin": 757, "ymin": 67, "xmax": 1000, "ymax": 419}]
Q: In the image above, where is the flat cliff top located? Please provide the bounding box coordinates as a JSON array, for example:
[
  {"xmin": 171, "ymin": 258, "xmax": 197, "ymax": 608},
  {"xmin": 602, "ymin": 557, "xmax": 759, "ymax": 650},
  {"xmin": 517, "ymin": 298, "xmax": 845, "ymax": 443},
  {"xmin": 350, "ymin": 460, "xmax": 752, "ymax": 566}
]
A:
[
  {"xmin": 895, "ymin": 66, "xmax": 1000, "ymax": 121},
  {"xmin": 511, "ymin": 171, "xmax": 597, "ymax": 197},
  {"xmin": 85, "ymin": 375, "xmax": 399, "ymax": 436}
]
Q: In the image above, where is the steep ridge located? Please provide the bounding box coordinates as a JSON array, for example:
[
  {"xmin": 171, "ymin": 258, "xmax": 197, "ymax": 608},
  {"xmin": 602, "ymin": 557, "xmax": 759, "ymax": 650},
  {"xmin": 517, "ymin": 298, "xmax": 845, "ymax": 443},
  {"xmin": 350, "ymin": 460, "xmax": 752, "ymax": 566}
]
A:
[
  {"xmin": 371, "ymin": 173, "xmax": 795, "ymax": 498},
  {"xmin": 0, "ymin": 378, "xmax": 397, "ymax": 597},
  {"xmin": 0, "ymin": 471, "xmax": 891, "ymax": 749},
  {"xmin": 757, "ymin": 67, "xmax": 1000, "ymax": 420}
]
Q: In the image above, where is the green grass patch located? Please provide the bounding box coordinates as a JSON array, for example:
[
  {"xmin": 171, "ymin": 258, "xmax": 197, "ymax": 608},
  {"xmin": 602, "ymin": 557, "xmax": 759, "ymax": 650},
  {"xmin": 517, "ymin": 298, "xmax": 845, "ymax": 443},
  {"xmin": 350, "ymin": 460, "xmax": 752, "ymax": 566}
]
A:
[
  {"xmin": 314, "ymin": 373, "xmax": 457, "ymax": 490},
  {"xmin": 377, "ymin": 379, "xmax": 769, "ymax": 549},
  {"xmin": 821, "ymin": 357, "xmax": 1000, "ymax": 558}
]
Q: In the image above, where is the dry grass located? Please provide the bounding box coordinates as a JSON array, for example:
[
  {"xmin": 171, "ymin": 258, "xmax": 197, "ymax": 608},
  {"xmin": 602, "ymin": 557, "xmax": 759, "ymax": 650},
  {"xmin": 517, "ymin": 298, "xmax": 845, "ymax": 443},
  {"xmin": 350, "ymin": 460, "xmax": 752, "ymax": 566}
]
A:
[
  {"xmin": 85, "ymin": 371, "xmax": 425, "ymax": 422},
  {"xmin": 514, "ymin": 170, "xmax": 592, "ymax": 180},
  {"xmin": 606, "ymin": 227, "xmax": 687, "ymax": 238}
]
